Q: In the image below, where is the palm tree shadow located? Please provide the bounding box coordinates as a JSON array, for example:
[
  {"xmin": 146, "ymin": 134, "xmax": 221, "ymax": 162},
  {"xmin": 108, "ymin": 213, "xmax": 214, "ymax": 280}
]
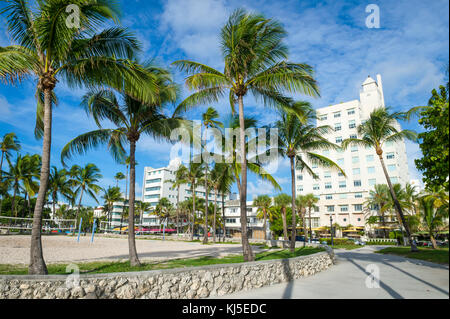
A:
[{"xmin": 281, "ymin": 258, "xmax": 294, "ymax": 299}]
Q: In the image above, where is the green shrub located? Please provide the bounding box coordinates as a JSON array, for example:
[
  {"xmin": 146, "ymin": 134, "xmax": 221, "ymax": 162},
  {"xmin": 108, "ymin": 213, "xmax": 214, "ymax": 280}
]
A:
[{"xmin": 319, "ymin": 238, "xmax": 355, "ymax": 245}]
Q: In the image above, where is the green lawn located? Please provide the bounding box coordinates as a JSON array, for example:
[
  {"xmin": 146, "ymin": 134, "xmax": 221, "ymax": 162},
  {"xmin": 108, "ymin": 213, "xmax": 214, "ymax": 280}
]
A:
[
  {"xmin": 376, "ymin": 247, "xmax": 449, "ymax": 265},
  {"xmin": 0, "ymin": 246, "xmax": 324, "ymax": 275},
  {"xmin": 329, "ymin": 244, "xmax": 361, "ymax": 250}
]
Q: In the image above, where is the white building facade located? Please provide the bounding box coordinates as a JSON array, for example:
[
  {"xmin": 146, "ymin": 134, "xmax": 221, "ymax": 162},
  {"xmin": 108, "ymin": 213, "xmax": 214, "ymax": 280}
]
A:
[{"xmin": 295, "ymin": 75, "xmax": 410, "ymax": 231}]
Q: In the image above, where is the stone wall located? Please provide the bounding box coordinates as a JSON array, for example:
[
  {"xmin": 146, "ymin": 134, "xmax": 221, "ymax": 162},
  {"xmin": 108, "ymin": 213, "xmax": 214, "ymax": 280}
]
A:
[{"xmin": 0, "ymin": 249, "xmax": 335, "ymax": 299}]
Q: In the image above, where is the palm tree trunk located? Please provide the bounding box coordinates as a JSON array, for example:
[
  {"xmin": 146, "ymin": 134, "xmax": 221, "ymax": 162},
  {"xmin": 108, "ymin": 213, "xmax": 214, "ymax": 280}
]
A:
[
  {"xmin": 282, "ymin": 207, "xmax": 288, "ymax": 242},
  {"xmin": 302, "ymin": 208, "xmax": 308, "ymax": 246},
  {"xmin": 378, "ymin": 152, "xmax": 418, "ymax": 252},
  {"xmin": 0, "ymin": 152, "xmax": 4, "ymax": 216},
  {"xmin": 203, "ymin": 163, "xmax": 209, "ymax": 244},
  {"xmin": 237, "ymin": 95, "xmax": 253, "ymax": 261},
  {"xmin": 289, "ymin": 156, "xmax": 296, "ymax": 253},
  {"xmin": 191, "ymin": 183, "xmax": 195, "ymax": 241},
  {"xmin": 11, "ymin": 184, "xmax": 17, "ymax": 218},
  {"xmin": 309, "ymin": 207, "xmax": 312, "ymax": 241},
  {"xmin": 213, "ymin": 188, "xmax": 217, "ymax": 243},
  {"xmin": 263, "ymin": 208, "xmax": 267, "ymax": 241},
  {"xmin": 76, "ymin": 188, "xmax": 84, "ymax": 232},
  {"xmin": 176, "ymin": 186, "xmax": 180, "ymax": 237},
  {"xmin": 128, "ymin": 140, "xmax": 140, "ymax": 266},
  {"xmin": 29, "ymin": 89, "xmax": 52, "ymax": 275},
  {"xmin": 430, "ymin": 233, "xmax": 438, "ymax": 249},
  {"xmin": 222, "ymin": 193, "xmax": 226, "ymax": 242}
]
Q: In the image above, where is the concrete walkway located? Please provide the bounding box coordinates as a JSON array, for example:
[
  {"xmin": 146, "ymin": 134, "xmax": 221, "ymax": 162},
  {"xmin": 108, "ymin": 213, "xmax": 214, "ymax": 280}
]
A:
[{"xmin": 214, "ymin": 246, "xmax": 449, "ymax": 299}]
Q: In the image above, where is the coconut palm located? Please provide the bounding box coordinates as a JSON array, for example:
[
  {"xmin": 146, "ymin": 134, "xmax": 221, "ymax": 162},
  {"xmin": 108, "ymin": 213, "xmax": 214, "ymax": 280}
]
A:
[
  {"xmin": 101, "ymin": 186, "xmax": 122, "ymax": 232},
  {"xmin": 47, "ymin": 166, "xmax": 73, "ymax": 220},
  {"xmin": 3, "ymin": 154, "xmax": 40, "ymax": 218},
  {"xmin": 61, "ymin": 67, "xmax": 181, "ymax": 266},
  {"xmin": 254, "ymin": 195, "xmax": 272, "ymax": 241},
  {"xmin": 200, "ymin": 107, "xmax": 223, "ymax": 244},
  {"xmin": 173, "ymin": 8, "xmax": 319, "ymax": 261},
  {"xmin": 154, "ymin": 197, "xmax": 175, "ymax": 238},
  {"xmin": 167, "ymin": 164, "xmax": 188, "ymax": 236},
  {"xmin": 69, "ymin": 163, "xmax": 102, "ymax": 227},
  {"xmin": 342, "ymin": 107, "xmax": 419, "ymax": 251},
  {"xmin": 185, "ymin": 162, "xmax": 204, "ymax": 241},
  {"xmin": 0, "ymin": 0, "xmax": 161, "ymax": 275},
  {"xmin": 417, "ymin": 188, "xmax": 449, "ymax": 249},
  {"xmin": 274, "ymin": 194, "xmax": 292, "ymax": 242},
  {"xmin": 275, "ymin": 104, "xmax": 344, "ymax": 252},
  {"xmin": 214, "ymin": 163, "xmax": 235, "ymax": 242},
  {"xmin": 295, "ymin": 194, "xmax": 309, "ymax": 245},
  {"xmin": 364, "ymin": 184, "xmax": 392, "ymax": 238},
  {"xmin": 114, "ymin": 172, "xmax": 126, "ymax": 188},
  {"xmin": 0, "ymin": 133, "xmax": 21, "ymax": 216},
  {"xmin": 303, "ymin": 193, "xmax": 319, "ymax": 242},
  {"xmin": 135, "ymin": 200, "xmax": 151, "ymax": 228}
]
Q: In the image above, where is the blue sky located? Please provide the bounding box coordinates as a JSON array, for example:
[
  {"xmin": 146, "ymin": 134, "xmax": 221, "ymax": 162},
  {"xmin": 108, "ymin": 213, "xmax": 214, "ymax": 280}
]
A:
[{"xmin": 0, "ymin": 0, "xmax": 449, "ymax": 206}]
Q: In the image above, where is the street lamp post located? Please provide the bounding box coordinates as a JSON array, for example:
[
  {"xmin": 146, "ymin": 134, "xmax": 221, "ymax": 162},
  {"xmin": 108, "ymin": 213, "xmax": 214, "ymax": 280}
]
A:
[{"xmin": 330, "ymin": 214, "xmax": 333, "ymax": 247}]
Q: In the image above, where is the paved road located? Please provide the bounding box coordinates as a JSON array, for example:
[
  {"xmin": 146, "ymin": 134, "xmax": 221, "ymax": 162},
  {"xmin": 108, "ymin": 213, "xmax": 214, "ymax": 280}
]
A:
[{"xmin": 214, "ymin": 246, "xmax": 449, "ymax": 299}]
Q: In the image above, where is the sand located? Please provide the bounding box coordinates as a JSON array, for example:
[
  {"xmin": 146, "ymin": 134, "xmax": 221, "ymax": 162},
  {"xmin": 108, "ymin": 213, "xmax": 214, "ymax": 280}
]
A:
[{"xmin": 0, "ymin": 235, "xmax": 255, "ymax": 265}]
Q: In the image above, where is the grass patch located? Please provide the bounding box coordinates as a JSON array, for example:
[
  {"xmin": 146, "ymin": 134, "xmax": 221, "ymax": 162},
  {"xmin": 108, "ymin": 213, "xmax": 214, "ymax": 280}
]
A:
[
  {"xmin": 0, "ymin": 247, "xmax": 324, "ymax": 276},
  {"xmin": 329, "ymin": 244, "xmax": 361, "ymax": 250},
  {"xmin": 376, "ymin": 247, "xmax": 449, "ymax": 265}
]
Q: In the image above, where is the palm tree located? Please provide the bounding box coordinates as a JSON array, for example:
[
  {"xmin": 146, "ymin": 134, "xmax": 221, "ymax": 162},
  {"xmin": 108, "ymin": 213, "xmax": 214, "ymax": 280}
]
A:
[
  {"xmin": 275, "ymin": 105, "xmax": 344, "ymax": 252},
  {"xmin": 167, "ymin": 164, "xmax": 188, "ymax": 237},
  {"xmin": 114, "ymin": 172, "xmax": 126, "ymax": 188},
  {"xmin": 274, "ymin": 194, "xmax": 292, "ymax": 242},
  {"xmin": 342, "ymin": 107, "xmax": 419, "ymax": 251},
  {"xmin": 69, "ymin": 164, "xmax": 102, "ymax": 227},
  {"xmin": 254, "ymin": 195, "xmax": 272, "ymax": 241},
  {"xmin": 47, "ymin": 166, "xmax": 73, "ymax": 220},
  {"xmin": 200, "ymin": 107, "xmax": 223, "ymax": 244},
  {"xmin": 364, "ymin": 184, "xmax": 392, "ymax": 238},
  {"xmin": 173, "ymin": 9, "xmax": 319, "ymax": 261},
  {"xmin": 417, "ymin": 187, "xmax": 449, "ymax": 249},
  {"xmin": 154, "ymin": 197, "xmax": 174, "ymax": 239},
  {"xmin": 135, "ymin": 200, "xmax": 151, "ymax": 229},
  {"xmin": 295, "ymin": 195, "xmax": 309, "ymax": 244},
  {"xmin": 185, "ymin": 162, "xmax": 204, "ymax": 241},
  {"xmin": 3, "ymin": 154, "xmax": 40, "ymax": 218},
  {"xmin": 61, "ymin": 66, "xmax": 180, "ymax": 266},
  {"xmin": 303, "ymin": 193, "xmax": 319, "ymax": 242},
  {"xmin": 0, "ymin": 0, "xmax": 160, "ymax": 275},
  {"xmin": 214, "ymin": 163, "xmax": 235, "ymax": 242},
  {"xmin": 101, "ymin": 186, "xmax": 122, "ymax": 232},
  {"xmin": 0, "ymin": 133, "xmax": 21, "ymax": 216}
]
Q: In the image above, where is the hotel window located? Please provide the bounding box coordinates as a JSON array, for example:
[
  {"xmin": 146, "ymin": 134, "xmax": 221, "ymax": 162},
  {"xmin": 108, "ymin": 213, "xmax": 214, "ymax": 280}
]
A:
[
  {"xmin": 326, "ymin": 205, "xmax": 335, "ymax": 212},
  {"xmin": 388, "ymin": 164, "xmax": 396, "ymax": 172},
  {"xmin": 334, "ymin": 112, "xmax": 341, "ymax": 118},
  {"xmin": 354, "ymin": 204, "xmax": 363, "ymax": 211},
  {"xmin": 314, "ymin": 206, "xmax": 320, "ymax": 213},
  {"xmin": 355, "ymin": 193, "xmax": 363, "ymax": 198},
  {"xmin": 297, "ymin": 185, "xmax": 303, "ymax": 192},
  {"xmin": 352, "ymin": 156, "xmax": 359, "ymax": 164},
  {"xmin": 146, "ymin": 178, "xmax": 161, "ymax": 184},
  {"xmin": 350, "ymin": 134, "xmax": 357, "ymax": 139},
  {"xmin": 366, "ymin": 155, "xmax": 374, "ymax": 162},
  {"xmin": 354, "ymin": 180, "xmax": 362, "ymax": 187},
  {"xmin": 349, "ymin": 120, "xmax": 356, "ymax": 129},
  {"xmin": 347, "ymin": 109, "xmax": 355, "ymax": 115},
  {"xmin": 369, "ymin": 179, "xmax": 376, "ymax": 186},
  {"xmin": 144, "ymin": 194, "xmax": 160, "ymax": 199},
  {"xmin": 325, "ymin": 182, "xmax": 332, "ymax": 189},
  {"xmin": 338, "ymin": 172, "xmax": 345, "ymax": 177},
  {"xmin": 325, "ymin": 194, "xmax": 333, "ymax": 200},
  {"xmin": 320, "ymin": 114, "xmax": 328, "ymax": 121},
  {"xmin": 335, "ymin": 136, "xmax": 343, "ymax": 143},
  {"xmin": 339, "ymin": 193, "xmax": 347, "ymax": 199},
  {"xmin": 297, "ymin": 175, "xmax": 303, "ymax": 181},
  {"xmin": 337, "ymin": 158, "xmax": 344, "ymax": 166},
  {"xmin": 340, "ymin": 205, "xmax": 349, "ymax": 212},
  {"xmin": 343, "ymin": 218, "xmax": 347, "ymax": 222},
  {"xmin": 339, "ymin": 181, "xmax": 346, "ymax": 188},
  {"xmin": 367, "ymin": 166, "xmax": 375, "ymax": 174},
  {"xmin": 324, "ymin": 171, "xmax": 331, "ymax": 178},
  {"xmin": 335, "ymin": 123, "xmax": 342, "ymax": 131},
  {"xmin": 386, "ymin": 152, "xmax": 395, "ymax": 159},
  {"xmin": 312, "ymin": 163, "xmax": 318, "ymax": 169},
  {"xmin": 357, "ymin": 218, "xmax": 361, "ymax": 222},
  {"xmin": 353, "ymin": 168, "xmax": 360, "ymax": 175},
  {"xmin": 391, "ymin": 177, "xmax": 399, "ymax": 183},
  {"xmin": 313, "ymin": 184, "xmax": 320, "ymax": 190},
  {"xmin": 351, "ymin": 145, "xmax": 358, "ymax": 152}
]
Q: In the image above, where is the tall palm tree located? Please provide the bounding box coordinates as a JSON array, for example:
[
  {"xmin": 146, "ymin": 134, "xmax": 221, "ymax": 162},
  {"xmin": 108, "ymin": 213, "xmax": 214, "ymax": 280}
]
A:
[
  {"xmin": 154, "ymin": 197, "xmax": 174, "ymax": 238},
  {"xmin": 215, "ymin": 163, "xmax": 235, "ymax": 242},
  {"xmin": 274, "ymin": 193, "xmax": 292, "ymax": 242},
  {"xmin": 275, "ymin": 105, "xmax": 344, "ymax": 252},
  {"xmin": 254, "ymin": 195, "xmax": 272, "ymax": 241},
  {"xmin": 61, "ymin": 66, "xmax": 180, "ymax": 266},
  {"xmin": 185, "ymin": 162, "xmax": 204, "ymax": 241},
  {"xmin": 200, "ymin": 107, "xmax": 223, "ymax": 244},
  {"xmin": 342, "ymin": 107, "xmax": 419, "ymax": 251},
  {"xmin": 173, "ymin": 9, "xmax": 319, "ymax": 261},
  {"xmin": 303, "ymin": 193, "xmax": 319, "ymax": 242},
  {"xmin": 0, "ymin": 133, "xmax": 21, "ymax": 216},
  {"xmin": 47, "ymin": 166, "xmax": 73, "ymax": 220},
  {"xmin": 0, "ymin": 0, "xmax": 160, "ymax": 275},
  {"xmin": 101, "ymin": 186, "xmax": 122, "ymax": 231},
  {"xmin": 135, "ymin": 200, "xmax": 151, "ymax": 228},
  {"xmin": 295, "ymin": 194, "xmax": 309, "ymax": 245},
  {"xmin": 114, "ymin": 172, "xmax": 126, "ymax": 188},
  {"xmin": 69, "ymin": 163, "xmax": 102, "ymax": 226}
]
